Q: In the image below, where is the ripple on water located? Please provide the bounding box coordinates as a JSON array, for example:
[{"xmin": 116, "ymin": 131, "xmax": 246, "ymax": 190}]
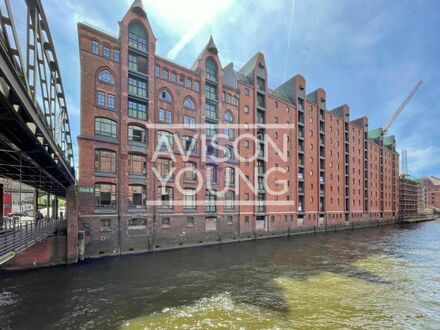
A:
[{"xmin": 120, "ymin": 255, "xmax": 440, "ymax": 329}]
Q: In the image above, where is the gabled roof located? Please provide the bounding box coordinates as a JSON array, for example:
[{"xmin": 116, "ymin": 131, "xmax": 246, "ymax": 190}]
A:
[
  {"xmin": 424, "ymin": 176, "xmax": 440, "ymax": 186},
  {"xmin": 191, "ymin": 35, "xmax": 219, "ymax": 71},
  {"xmin": 238, "ymin": 53, "xmax": 259, "ymax": 78},
  {"xmin": 330, "ymin": 105, "xmax": 347, "ymax": 118},
  {"xmin": 275, "ymin": 77, "xmax": 296, "ymax": 104},
  {"xmin": 268, "ymin": 88, "xmax": 293, "ymax": 104},
  {"xmin": 130, "ymin": 0, "xmax": 147, "ymax": 18},
  {"xmin": 223, "ymin": 62, "xmax": 238, "ymax": 90}
]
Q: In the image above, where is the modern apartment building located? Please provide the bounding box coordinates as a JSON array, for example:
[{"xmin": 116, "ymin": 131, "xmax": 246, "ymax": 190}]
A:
[{"xmin": 77, "ymin": 0, "xmax": 399, "ymax": 257}]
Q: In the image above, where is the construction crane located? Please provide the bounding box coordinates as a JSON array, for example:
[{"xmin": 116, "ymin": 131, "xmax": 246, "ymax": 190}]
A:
[{"xmin": 382, "ymin": 80, "xmax": 423, "ymax": 135}]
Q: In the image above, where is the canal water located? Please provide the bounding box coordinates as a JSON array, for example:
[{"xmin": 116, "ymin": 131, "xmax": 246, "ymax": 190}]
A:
[{"xmin": 1, "ymin": 221, "xmax": 440, "ymax": 329}]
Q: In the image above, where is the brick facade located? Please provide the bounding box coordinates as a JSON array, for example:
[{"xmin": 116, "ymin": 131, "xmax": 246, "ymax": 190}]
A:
[{"xmin": 76, "ymin": 1, "xmax": 400, "ymax": 258}]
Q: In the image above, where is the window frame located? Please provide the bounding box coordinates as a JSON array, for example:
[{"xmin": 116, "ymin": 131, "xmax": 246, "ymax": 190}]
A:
[
  {"xmin": 94, "ymin": 149, "xmax": 117, "ymax": 174},
  {"xmin": 95, "ymin": 117, "xmax": 117, "ymax": 138}
]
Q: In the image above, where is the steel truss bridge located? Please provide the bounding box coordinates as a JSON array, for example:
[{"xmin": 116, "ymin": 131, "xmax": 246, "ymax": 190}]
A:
[
  {"xmin": 0, "ymin": 0, "xmax": 75, "ymax": 264},
  {"xmin": 0, "ymin": 0, "xmax": 74, "ymax": 197}
]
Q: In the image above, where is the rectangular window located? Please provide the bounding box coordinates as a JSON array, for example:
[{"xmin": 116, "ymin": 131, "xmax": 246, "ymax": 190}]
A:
[
  {"xmin": 114, "ymin": 49, "xmax": 120, "ymax": 62},
  {"xmin": 183, "ymin": 189, "xmax": 196, "ymax": 209},
  {"xmin": 161, "ymin": 217, "xmax": 170, "ymax": 228},
  {"xmin": 129, "ymin": 154, "xmax": 145, "ymax": 175},
  {"xmin": 128, "ymin": 31, "xmax": 147, "ymax": 53},
  {"xmin": 128, "ymin": 53, "xmax": 148, "ymax": 74},
  {"xmin": 194, "ymin": 81, "xmax": 200, "ymax": 91},
  {"xmin": 244, "ymin": 88, "xmax": 249, "ymax": 96},
  {"xmin": 95, "ymin": 149, "xmax": 116, "ymax": 173},
  {"xmin": 129, "ymin": 185, "xmax": 146, "ymax": 208},
  {"xmin": 206, "ymin": 123, "xmax": 217, "ymax": 137},
  {"xmin": 95, "ymin": 184, "xmax": 116, "ymax": 209},
  {"xmin": 91, "ymin": 40, "xmax": 99, "ymax": 54},
  {"xmin": 227, "ymin": 215, "xmax": 233, "ymax": 224},
  {"xmin": 159, "ymin": 109, "xmax": 173, "ymax": 123},
  {"xmin": 182, "ymin": 136, "xmax": 196, "ymax": 153},
  {"xmin": 183, "ymin": 115, "xmax": 195, "ymax": 129},
  {"xmin": 157, "ymin": 158, "xmax": 172, "ymax": 178},
  {"xmin": 95, "ymin": 118, "xmax": 116, "ymax": 138},
  {"xmin": 128, "ymin": 99, "xmax": 147, "ymax": 120},
  {"xmin": 103, "ymin": 46, "xmax": 110, "ymax": 58},
  {"xmin": 163, "ymin": 70, "xmax": 169, "ymax": 80},
  {"xmin": 205, "ymin": 102, "xmax": 217, "ymax": 120},
  {"xmin": 205, "ymin": 83, "xmax": 217, "ymax": 101},
  {"xmin": 97, "ymin": 91, "xmax": 105, "ymax": 107},
  {"xmin": 155, "ymin": 65, "xmax": 160, "ymax": 77},
  {"xmin": 128, "ymin": 76, "xmax": 147, "ymax": 98},
  {"xmin": 171, "ymin": 72, "xmax": 176, "ymax": 82},
  {"xmin": 107, "ymin": 94, "xmax": 115, "ymax": 110},
  {"xmin": 225, "ymin": 167, "xmax": 235, "ymax": 186},
  {"xmin": 128, "ymin": 54, "xmax": 137, "ymax": 71},
  {"xmin": 225, "ymin": 191, "xmax": 235, "ymax": 210},
  {"xmin": 186, "ymin": 216, "xmax": 194, "ymax": 227},
  {"xmin": 205, "ymin": 190, "xmax": 217, "ymax": 213},
  {"xmin": 159, "ymin": 186, "xmax": 173, "ymax": 209},
  {"xmin": 100, "ymin": 219, "xmax": 111, "ymax": 232},
  {"xmin": 184, "ymin": 162, "xmax": 196, "ymax": 181},
  {"xmin": 206, "ymin": 165, "xmax": 217, "ymax": 185}
]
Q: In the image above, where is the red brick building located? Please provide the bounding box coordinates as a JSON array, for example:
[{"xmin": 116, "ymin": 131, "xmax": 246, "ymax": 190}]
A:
[
  {"xmin": 77, "ymin": 1, "xmax": 400, "ymax": 258},
  {"xmin": 422, "ymin": 176, "xmax": 440, "ymax": 209}
]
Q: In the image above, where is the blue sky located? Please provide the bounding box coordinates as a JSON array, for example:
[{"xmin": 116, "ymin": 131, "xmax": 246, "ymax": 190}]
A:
[{"xmin": 11, "ymin": 0, "xmax": 440, "ymax": 178}]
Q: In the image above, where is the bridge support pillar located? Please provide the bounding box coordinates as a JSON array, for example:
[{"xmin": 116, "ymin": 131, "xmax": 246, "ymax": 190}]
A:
[
  {"xmin": 52, "ymin": 197, "xmax": 59, "ymax": 220},
  {"xmin": 66, "ymin": 186, "xmax": 78, "ymax": 264},
  {"xmin": 46, "ymin": 193, "xmax": 50, "ymax": 219},
  {"xmin": 33, "ymin": 190, "xmax": 38, "ymax": 217},
  {"xmin": 0, "ymin": 184, "xmax": 3, "ymax": 218}
]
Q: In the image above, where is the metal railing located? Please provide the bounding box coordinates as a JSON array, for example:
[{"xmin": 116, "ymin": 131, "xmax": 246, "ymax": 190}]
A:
[{"xmin": 0, "ymin": 218, "xmax": 59, "ymax": 265}]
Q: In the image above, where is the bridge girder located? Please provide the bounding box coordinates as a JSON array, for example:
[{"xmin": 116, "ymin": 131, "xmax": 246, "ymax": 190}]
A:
[{"xmin": 0, "ymin": 0, "xmax": 75, "ymax": 197}]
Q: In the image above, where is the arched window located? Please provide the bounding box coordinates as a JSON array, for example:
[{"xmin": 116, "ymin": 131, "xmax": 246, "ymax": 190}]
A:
[
  {"xmin": 184, "ymin": 97, "xmax": 195, "ymax": 110},
  {"xmin": 159, "ymin": 89, "xmax": 172, "ymax": 103},
  {"xmin": 206, "ymin": 57, "xmax": 217, "ymax": 82},
  {"xmin": 128, "ymin": 21, "xmax": 148, "ymax": 53},
  {"xmin": 95, "ymin": 117, "xmax": 116, "ymax": 138},
  {"xmin": 224, "ymin": 111, "xmax": 234, "ymax": 123},
  {"xmin": 128, "ymin": 124, "xmax": 147, "ymax": 143},
  {"xmin": 157, "ymin": 131, "xmax": 173, "ymax": 150},
  {"xmin": 224, "ymin": 111, "xmax": 234, "ymax": 138},
  {"xmin": 97, "ymin": 69, "xmax": 115, "ymax": 85}
]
